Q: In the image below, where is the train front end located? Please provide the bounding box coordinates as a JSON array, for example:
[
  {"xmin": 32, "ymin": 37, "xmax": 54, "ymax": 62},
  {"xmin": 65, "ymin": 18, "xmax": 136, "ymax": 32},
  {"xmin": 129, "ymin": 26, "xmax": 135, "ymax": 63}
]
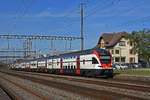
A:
[{"xmin": 93, "ymin": 49, "xmax": 113, "ymax": 77}]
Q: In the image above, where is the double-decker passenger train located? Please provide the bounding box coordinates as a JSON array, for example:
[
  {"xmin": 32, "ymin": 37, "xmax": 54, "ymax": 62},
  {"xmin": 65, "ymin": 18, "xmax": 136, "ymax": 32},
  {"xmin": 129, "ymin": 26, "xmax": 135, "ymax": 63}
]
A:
[{"xmin": 12, "ymin": 48, "xmax": 113, "ymax": 77}]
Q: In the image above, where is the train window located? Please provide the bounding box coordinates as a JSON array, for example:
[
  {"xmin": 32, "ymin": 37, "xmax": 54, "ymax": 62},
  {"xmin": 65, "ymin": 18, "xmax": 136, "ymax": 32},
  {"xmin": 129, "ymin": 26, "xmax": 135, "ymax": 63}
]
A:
[
  {"xmin": 100, "ymin": 56, "xmax": 111, "ymax": 64},
  {"xmin": 83, "ymin": 60, "xmax": 85, "ymax": 64},
  {"xmin": 92, "ymin": 57, "xmax": 98, "ymax": 64},
  {"xmin": 68, "ymin": 66, "xmax": 70, "ymax": 69},
  {"xmin": 71, "ymin": 65, "xmax": 73, "ymax": 69},
  {"xmin": 48, "ymin": 62, "xmax": 52, "ymax": 65}
]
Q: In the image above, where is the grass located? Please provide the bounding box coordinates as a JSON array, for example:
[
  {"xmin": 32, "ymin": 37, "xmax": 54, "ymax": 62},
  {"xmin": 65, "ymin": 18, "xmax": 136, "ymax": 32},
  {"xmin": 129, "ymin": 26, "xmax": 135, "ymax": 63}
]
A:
[{"xmin": 114, "ymin": 69, "xmax": 150, "ymax": 75}]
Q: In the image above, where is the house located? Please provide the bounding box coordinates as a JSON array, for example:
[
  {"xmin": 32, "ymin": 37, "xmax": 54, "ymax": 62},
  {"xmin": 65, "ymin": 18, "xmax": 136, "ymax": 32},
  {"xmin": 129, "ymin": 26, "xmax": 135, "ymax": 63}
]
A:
[{"xmin": 96, "ymin": 32, "xmax": 138, "ymax": 64}]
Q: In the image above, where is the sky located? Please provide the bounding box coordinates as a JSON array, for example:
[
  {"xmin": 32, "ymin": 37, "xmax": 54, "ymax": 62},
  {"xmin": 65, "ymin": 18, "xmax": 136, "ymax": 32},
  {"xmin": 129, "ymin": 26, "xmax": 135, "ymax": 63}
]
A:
[{"xmin": 0, "ymin": 0, "xmax": 150, "ymax": 55}]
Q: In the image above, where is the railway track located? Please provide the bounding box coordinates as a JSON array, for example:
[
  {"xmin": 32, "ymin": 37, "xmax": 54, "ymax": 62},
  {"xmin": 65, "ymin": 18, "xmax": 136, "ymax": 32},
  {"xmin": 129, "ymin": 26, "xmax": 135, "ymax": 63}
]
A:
[
  {"xmin": 0, "ymin": 75, "xmax": 51, "ymax": 100},
  {"xmin": 13, "ymin": 70, "xmax": 150, "ymax": 86},
  {"xmin": 14, "ymin": 70, "xmax": 150, "ymax": 92},
  {"xmin": 0, "ymin": 71, "xmax": 116, "ymax": 100},
  {"xmin": 0, "ymin": 70, "xmax": 149, "ymax": 100},
  {"xmin": 0, "ymin": 81, "xmax": 20, "ymax": 100}
]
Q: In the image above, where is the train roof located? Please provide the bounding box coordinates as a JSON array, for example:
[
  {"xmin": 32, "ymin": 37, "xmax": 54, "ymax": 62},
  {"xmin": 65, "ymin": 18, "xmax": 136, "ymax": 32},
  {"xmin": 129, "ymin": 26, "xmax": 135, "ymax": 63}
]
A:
[{"xmin": 57, "ymin": 48, "xmax": 108, "ymax": 57}]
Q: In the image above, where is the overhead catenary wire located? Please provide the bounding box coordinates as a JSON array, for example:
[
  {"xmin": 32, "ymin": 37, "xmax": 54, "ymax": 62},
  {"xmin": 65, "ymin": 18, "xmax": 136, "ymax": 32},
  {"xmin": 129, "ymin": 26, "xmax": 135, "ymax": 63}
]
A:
[
  {"xmin": 5, "ymin": 0, "xmax": 36, "ymax": 60},
  {"xmin": 53, "ymin": 0, "xmax": 119, "ymax": 34},
  {"xmin": 40, "ymin": 7, "xmax": 80, "ymax": 35},
  {"xmin": 45, "ymin": 0, "xmax": 106, "ymax": 34},
  {"xmin": 40, "ymin": 0, "xmax": 110, "ymax": 35},
  {"xmin": 85, "ymin": 0, "xmax": 149, "ymax": 31},
  {"xmin": 84, "ymin": 0, "xmax": 120, "ymax": 19},
  {"xmin": 106, "ymin": 3, "xmax": 150, "ymax": 28}
]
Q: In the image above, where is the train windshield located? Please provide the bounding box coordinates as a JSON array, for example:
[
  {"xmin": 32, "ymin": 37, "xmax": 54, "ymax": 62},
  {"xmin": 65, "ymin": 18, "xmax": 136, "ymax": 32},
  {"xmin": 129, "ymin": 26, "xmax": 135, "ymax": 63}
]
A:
[{"xmin": 99, "ymin": 55, "xmax": 111, "ymax": 64}]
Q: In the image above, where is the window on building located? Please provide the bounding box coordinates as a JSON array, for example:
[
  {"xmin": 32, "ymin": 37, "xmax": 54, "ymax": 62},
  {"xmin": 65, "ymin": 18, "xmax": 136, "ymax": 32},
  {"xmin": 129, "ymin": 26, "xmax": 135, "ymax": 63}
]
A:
[
  {"xmin": 115, "ymin": 57, "xmax": 120, "ymax": 62},
  {"xmin": 115, "ymin": 50, "xmax": 119, "ymax": 54},
  {"xmin": 130, "ymin": 42, "xmax": 133, "ymax": 46},
  {"xmin": 92, "ymin": 57, "xmax": 98, "ymax": 64},
  {"xmin": 130, "ymin": 49, "xmax": 134, "ymax": 54},
  {"xmin": 130, "ymin": 57, "xmax": 135, "ymax": 63},
  {"xmin": 119, "ymin": 41, "xmax": 125, "ymax": 46},
  {"xmin": 121, "ymin": 57, "xmax": 126, "ymax": 62}
]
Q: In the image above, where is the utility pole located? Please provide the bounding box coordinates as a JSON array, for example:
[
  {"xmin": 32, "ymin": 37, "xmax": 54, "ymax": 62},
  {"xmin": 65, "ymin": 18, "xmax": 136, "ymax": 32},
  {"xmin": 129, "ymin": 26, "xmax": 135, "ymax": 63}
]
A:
[
  {"xmin": 81, "ymin": 2, "xmax": 84, "ymax": 50},
  {"xmin": 51, "ymin": 40, "xmax": 54, "ymax": 54},
  {"xmin": 34, "ymin": 39, "xmax": 36, "ymax": 55},
  {"xmin": 69, "ymin": 40, "xmax": 72, "ymax": 50}
]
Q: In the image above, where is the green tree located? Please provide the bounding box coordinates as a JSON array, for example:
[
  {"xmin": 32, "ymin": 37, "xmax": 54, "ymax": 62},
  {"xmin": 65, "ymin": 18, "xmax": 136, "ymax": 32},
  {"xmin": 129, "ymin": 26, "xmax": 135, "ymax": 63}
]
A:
[{"xmin": 126, "ymin": 29, "xmax": 150, "ymax": 66}]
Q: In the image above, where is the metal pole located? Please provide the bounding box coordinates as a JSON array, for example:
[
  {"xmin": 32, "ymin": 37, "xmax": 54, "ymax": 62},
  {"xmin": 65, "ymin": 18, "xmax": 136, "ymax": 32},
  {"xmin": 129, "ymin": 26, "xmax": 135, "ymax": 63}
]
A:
[
  {"xmin": 51, "ymin": 40, "xmax": 53, "ymax": 54},
  {"xmin": 69, "ymin": 40, "xmax": 72, "ymax": 50},
  {"xmin": 81, "ymin": 3, "xmax": 84, "ymax": 50},
  {"xmin": 65, "ymin": 40, "xmax": 67, "ymax": 51},
  {"xmin": 34, "ymin": 39, "xmax": 36, "ymax": 55}
]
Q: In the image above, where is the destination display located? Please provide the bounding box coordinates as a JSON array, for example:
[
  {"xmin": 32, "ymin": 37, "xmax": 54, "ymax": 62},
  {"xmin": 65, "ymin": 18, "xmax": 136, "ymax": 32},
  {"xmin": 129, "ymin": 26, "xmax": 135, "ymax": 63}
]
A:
[{"xmin": 100, "ymin": 56, "xmax": 111, "ymax": 59}]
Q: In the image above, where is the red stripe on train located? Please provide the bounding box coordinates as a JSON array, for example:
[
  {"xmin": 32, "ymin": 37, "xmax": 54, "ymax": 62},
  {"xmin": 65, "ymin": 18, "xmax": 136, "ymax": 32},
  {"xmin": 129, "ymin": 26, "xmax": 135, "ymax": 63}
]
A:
[
  {"xmin": 76, "ymin": 56, "xmax": 80, "ymax": 74},
  {"xmin": 45, "ymin": 60, "xmax": 48, "ymax": 72},
  {"xmin": 60, "ymin": 58, "xmax": 63, "ymax": 73}
]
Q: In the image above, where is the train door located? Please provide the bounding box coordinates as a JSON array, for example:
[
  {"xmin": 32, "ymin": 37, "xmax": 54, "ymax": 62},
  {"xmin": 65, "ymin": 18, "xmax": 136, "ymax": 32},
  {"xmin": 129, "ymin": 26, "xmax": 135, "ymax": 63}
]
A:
[
  {"xmin": 76, "ymin": 56, "xmax": 80, "ymax": 74},
  {"xmin": 45, "ymin": 60, "xmax": 47, "ymax": 72},
  {"xmin": 60, "ymin": 58, "xmax": 63, "ymax": 73},
  {"xmin": 36, "ymin": 61, "xmax": 39, "ymax": 72}
]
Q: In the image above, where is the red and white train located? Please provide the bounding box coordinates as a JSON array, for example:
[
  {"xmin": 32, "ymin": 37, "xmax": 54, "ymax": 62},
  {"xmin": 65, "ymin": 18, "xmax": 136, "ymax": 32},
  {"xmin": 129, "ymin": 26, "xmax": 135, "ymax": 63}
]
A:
[{"xmin": 12, "ymin": 48, "xmax": 113, "ymax": 77}]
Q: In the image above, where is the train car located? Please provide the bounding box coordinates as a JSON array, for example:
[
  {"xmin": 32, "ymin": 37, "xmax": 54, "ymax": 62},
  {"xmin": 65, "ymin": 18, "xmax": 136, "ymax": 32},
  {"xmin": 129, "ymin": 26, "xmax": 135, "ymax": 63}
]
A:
[
  {"xmin": 13, "ymin": 48, "xmax": 113, "ymax": 77},
  {"xmin": 30, "ymin": 59, "xmax": 37, "ymax": 72}
]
